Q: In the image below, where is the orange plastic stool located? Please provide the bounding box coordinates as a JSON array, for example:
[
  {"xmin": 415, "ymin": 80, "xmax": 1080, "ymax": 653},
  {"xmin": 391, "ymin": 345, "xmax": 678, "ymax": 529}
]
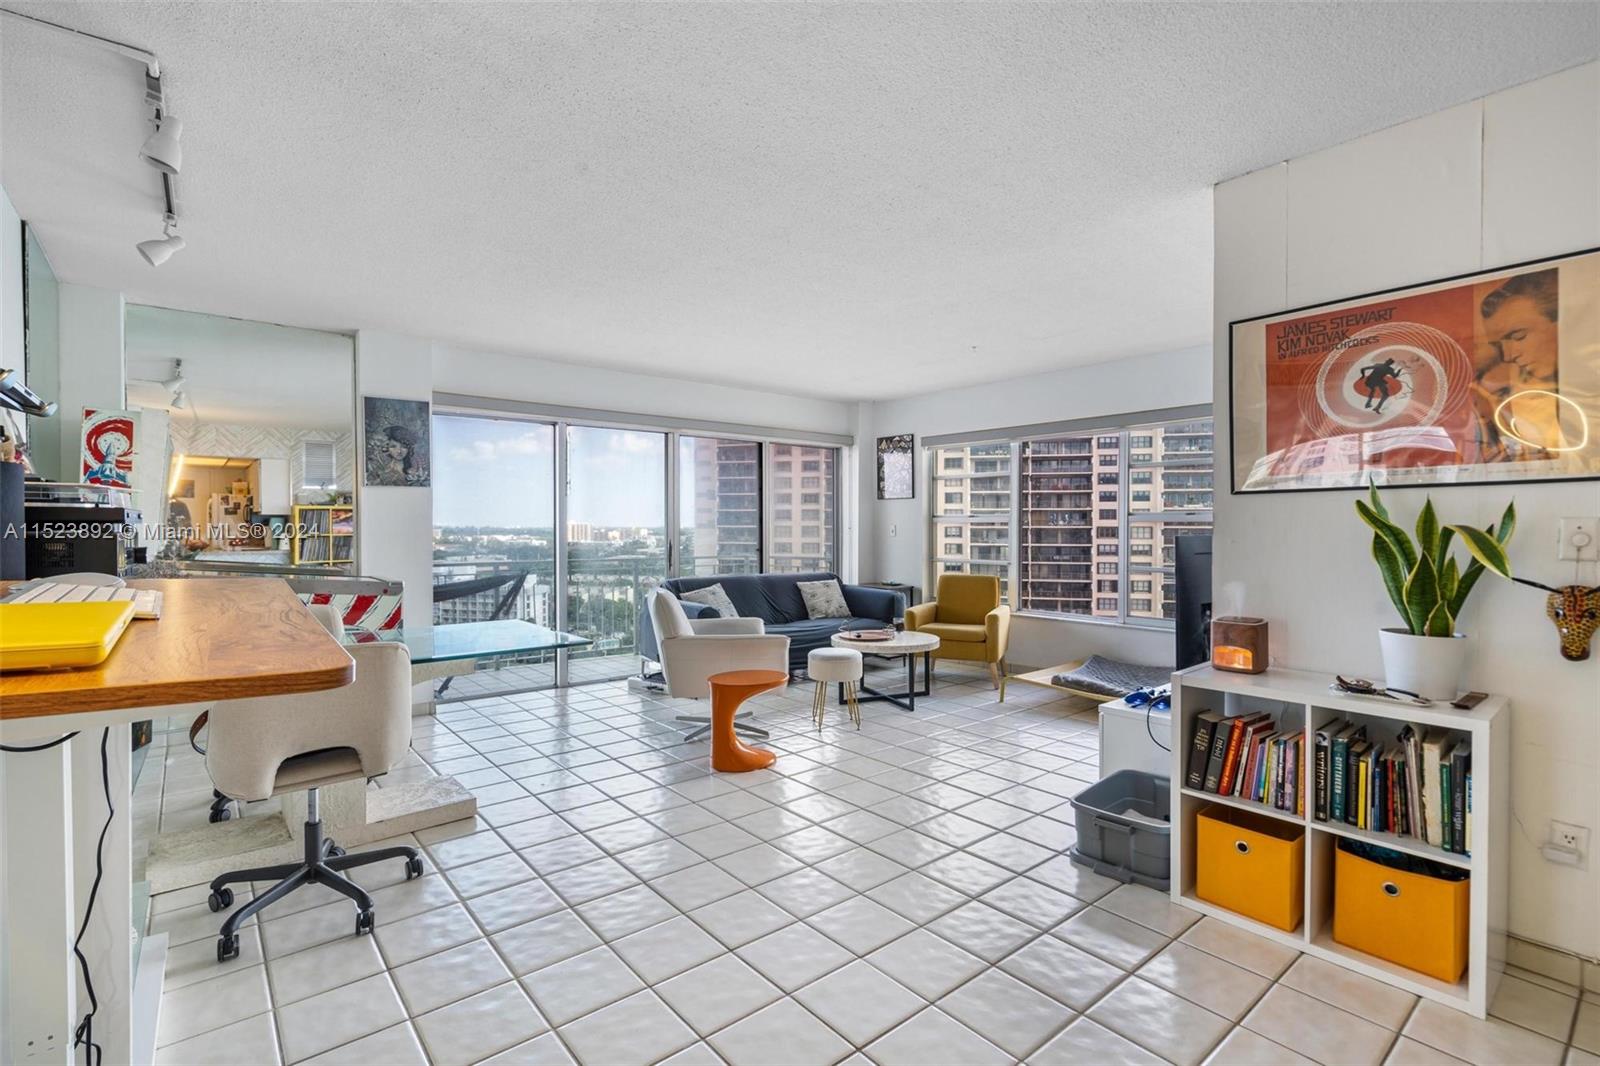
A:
[{"xmin": 706, "ymin": 669, "xmax": 786, "ymax": 773}]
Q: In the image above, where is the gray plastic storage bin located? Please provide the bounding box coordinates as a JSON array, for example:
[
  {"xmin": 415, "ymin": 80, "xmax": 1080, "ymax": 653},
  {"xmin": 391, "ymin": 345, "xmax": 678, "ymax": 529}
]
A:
[{"xmin": 1068, "ymin": 769, "xmax": 1172, "ymax": 890}]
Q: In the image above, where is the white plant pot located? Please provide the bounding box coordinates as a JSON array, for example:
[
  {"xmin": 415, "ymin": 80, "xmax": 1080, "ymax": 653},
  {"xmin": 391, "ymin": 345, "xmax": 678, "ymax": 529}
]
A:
[{"xmin": 1378, "ymin": 628, "xmax": 1468, "ymax": 701}]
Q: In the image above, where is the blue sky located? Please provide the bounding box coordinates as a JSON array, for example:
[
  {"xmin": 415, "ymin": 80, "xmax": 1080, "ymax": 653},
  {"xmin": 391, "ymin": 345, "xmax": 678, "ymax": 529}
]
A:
[{"xmin": 432, "ymin": 415, "xmax": 677, "ymax": 528}]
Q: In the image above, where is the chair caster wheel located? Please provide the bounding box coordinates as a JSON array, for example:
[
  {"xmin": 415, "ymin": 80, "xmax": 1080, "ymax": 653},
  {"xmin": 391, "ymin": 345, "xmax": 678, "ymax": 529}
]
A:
[
  {"xmin": 217, "ymin": 935, "xmax": 240, "ymax": 962},
  {"xmin": 405, "ymin": 856, "xmax": 424, "ymax": 880},
  {"xmin": 327, "ymin": 845, "xmax": 346, "ymax": 858},
  {"xmin": 355, "ymin": 908, "xmax": 375, "ymax": 935},
  {"xmin": 208, "ymin": 807, "xmax": 232, "ymax": 823},
  {"xmin": 207, "ymin": 887, "xmax": 234, "ymax": 912}
]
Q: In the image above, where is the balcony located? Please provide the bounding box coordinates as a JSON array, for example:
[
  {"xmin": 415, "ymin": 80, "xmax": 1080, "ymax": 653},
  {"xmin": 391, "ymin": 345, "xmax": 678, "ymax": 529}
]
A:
[{"xmin": 432, "ymin": 554, "xmax": 667, "ymax": 690}]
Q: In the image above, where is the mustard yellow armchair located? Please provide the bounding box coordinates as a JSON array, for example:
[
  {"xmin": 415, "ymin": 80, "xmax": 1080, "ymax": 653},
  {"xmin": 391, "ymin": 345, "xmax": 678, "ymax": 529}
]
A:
[{"xmin": 904, "ymin": 574, "xmax": 1011, "ymax": 687}]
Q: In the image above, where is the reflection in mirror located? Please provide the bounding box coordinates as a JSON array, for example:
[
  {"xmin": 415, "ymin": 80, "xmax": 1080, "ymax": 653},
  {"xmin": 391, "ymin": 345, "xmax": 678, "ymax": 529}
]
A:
[
  {"xmin": 20, "ymin": 222, "xmax": 61, "ymax": 480},
  {"xmin": 121, "ymin": 306, "xmax": 357, "ymax": 572}
]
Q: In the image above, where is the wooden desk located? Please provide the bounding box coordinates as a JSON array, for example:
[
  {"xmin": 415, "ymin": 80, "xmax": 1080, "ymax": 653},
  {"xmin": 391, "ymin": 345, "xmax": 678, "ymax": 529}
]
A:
[
  {"xmin": 1, "ymin": 577, "xmax": 356, "ymax": 1066},
  {"xmin": 1, "ymin": 577, "xmax": 354, "ymax": 720}
]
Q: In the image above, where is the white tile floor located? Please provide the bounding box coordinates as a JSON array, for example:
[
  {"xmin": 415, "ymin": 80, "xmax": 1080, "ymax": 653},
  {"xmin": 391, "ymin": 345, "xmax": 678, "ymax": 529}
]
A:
[{"xmin": 138, "ymin": 661, "xmax": 1599, "ymax": 1066}]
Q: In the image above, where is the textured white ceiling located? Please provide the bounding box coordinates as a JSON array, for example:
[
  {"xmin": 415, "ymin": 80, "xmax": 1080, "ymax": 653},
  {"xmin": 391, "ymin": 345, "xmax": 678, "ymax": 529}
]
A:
[{"xmin": 4, "ymin": 3, "xmax": 1597, "ymax": 401}]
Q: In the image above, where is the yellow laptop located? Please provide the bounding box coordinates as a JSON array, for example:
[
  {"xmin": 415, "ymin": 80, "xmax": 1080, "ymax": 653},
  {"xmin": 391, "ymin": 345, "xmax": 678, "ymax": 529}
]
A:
[{"xmin": 0, "ymin": 601, "xmax": 137, "ymax": 671}]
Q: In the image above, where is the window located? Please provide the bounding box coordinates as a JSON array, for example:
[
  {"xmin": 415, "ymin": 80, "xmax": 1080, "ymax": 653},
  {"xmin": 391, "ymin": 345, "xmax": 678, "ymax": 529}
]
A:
[
  {"xmin": 930, "ymin": 443, "xmax": 1012, "ymax": 601},
  {"xmin": 678, "ymin": 436, "xmax": 761, "ymax": 576},
  {"xmin": 932, "ymin": 416, "xmax": 1214, "ymax": 625},
  {"xmin": 766, "ymin": 443, "xmax": 837, "ymax": 573}
]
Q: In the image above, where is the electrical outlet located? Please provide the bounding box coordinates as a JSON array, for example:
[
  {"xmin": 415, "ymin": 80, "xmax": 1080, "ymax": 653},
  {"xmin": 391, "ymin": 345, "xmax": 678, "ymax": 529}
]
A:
[
  {"xmin": 1558, "ymin": 517, "xmax": 1600, "ymax": 562},
  {"xmin": 1545, "ymin": 820, "xmax": 1590, "ymax": 869}
]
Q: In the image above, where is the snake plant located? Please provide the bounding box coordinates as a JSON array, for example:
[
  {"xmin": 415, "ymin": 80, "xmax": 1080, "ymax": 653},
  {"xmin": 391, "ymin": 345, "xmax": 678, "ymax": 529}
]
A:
[{"xmin": 1355, "ymin": 484, "xmax": 1515, "ymax": 637}]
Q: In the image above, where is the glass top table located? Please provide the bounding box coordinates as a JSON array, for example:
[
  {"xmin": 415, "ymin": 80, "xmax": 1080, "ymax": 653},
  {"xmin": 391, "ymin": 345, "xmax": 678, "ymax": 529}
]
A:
[{"xmin": 342, "ymin": 619, "xmax": 593, "ymax": 664}]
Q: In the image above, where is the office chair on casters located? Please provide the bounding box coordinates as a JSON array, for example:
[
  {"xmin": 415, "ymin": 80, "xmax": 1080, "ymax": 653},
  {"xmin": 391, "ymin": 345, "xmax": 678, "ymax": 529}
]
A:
[
  {"xmin": 204, "ymin": 605, "xmax": 423, "ymax": 962},
  {"xmin": 194, "ymin": 603, "xmax": 348, "ymax": 825}
]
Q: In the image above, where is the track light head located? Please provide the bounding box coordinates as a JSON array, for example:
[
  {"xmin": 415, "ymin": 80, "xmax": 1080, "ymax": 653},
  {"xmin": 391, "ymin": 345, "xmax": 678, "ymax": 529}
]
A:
[
  {"xmin": 139, "ymin": 114, "xmax": 182, "ymax": 175},
  {"xmin": 137, "ymin": 228, "xmax": 185, "ymax": 267}
]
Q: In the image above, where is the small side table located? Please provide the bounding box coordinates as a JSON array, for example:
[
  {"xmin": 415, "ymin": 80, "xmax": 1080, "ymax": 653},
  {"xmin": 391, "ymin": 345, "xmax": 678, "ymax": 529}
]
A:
[{"xmin": 706, "ymin": 669, "xmax": 787, "ymax": 772}]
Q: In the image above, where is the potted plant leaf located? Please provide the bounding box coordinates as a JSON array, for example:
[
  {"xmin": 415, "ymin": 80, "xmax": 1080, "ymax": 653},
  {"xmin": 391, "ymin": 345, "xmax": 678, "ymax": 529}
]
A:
[{"xmin": 1355, "ymin": 484, "xmax": 1514, "ymax": 700}]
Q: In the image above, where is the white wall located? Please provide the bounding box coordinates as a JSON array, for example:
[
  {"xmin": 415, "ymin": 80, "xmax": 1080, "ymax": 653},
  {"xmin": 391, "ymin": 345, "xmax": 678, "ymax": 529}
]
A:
[
  {"xmin": 355, "ymin": 331, "xmax": 435, "ymax": 629},
  {"xmin": 859, "ymin": 345, "xmax": 1213, "ymax": 668},
  {"xmin": 434, "ymin": 345, "xmax": 853, "ymax": 438},
  {"xmin": 1214, "ymin": 62, "xmax": 1600, "ymax": 958}
]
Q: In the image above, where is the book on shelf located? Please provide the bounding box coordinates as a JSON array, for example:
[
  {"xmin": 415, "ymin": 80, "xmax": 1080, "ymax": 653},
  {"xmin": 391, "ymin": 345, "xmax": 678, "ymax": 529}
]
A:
[
  {"xmin": 1186, "ymin": 710, "xmax": 1223, "ymax": 790},
  {"xmin": 1422, "ymin": 731, "xmax": 1447, "ymax": 848},
  {"xmin": 1313, "ymin": 726, "xmax": 1331, "ymax": 821},
  {"xmin": 1202, "ymin": 715, "xmax": 1232, "ymax": 793},
  {"xmin": 1330, "ymin": 723, "xmax": 1364, "ymax": 824}
]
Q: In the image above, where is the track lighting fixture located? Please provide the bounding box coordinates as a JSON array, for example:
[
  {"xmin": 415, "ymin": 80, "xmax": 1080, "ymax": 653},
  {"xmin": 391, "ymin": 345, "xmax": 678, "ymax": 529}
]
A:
[
  {"xmin": 138, "ymin": 218, "xmax": 186, "ymax": 267},
  {"xmin": 139, "ymin": 114, "xmax": 182, "ymax": 175},
  {"xmin": 1, "ymin": 9, "xmax": 188, "ymax": 261}
]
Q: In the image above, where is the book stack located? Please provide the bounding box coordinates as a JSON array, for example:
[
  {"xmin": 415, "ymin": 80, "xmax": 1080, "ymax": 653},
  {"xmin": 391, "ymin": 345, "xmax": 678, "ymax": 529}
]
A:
[
  {"xmin": 1311, "ymin": 722, "xmax": 1471, "ymax": 854},
  {"xmin": 1185, "ymin": 710, "xmax": 1305, "ymax": 815}
]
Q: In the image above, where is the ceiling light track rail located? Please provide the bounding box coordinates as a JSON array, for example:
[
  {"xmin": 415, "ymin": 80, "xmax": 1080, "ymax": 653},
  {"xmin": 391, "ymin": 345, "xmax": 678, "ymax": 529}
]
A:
[{"xmin": 1, "ymin": 6, "xmax": 186, "ymax": 265}]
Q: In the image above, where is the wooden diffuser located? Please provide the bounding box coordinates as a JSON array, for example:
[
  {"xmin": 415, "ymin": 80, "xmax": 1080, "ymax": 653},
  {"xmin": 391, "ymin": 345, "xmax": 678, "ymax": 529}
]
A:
[{"xmin": 1212, "ymin": 616, "xmax": 1268, "ymax": 674}]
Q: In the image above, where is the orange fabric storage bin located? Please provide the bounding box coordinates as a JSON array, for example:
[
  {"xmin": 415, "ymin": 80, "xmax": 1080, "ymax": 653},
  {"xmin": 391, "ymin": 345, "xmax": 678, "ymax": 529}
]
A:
[
  {"xmin": 1194, "ymin": 805, "xmax": 1304, "ymax": 932},
  {"xmin": 1333, "ymin": 846, "xmax": 1469, "ymax": 984}
]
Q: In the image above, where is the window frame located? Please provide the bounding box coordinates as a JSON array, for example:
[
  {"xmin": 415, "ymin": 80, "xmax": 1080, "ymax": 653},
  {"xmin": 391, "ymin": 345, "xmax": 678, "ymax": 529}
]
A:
[{"xmin": 924, "ymin": 413, "xmax": 1212, "ymax": 629}]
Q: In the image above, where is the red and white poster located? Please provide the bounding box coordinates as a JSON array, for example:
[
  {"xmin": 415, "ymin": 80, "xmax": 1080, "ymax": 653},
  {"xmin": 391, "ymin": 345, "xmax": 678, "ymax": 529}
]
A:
[
  {"xmin": 81, "ymin": 408, "xmax": 140, "ymax": 488},
  {"xmin": 1230, "ymin": 249, "xmax": 1600, "ymax": 492}
]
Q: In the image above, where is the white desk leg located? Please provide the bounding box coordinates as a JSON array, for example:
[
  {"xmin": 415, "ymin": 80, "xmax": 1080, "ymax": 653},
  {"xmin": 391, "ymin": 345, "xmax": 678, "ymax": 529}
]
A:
[
  {"xmin": 2, "ymin": 741, "xmax": 77, "ymax": 1066},
  {"xmin": 71, "ymin": 726, "xmax": 133, "ymax": 1066}
]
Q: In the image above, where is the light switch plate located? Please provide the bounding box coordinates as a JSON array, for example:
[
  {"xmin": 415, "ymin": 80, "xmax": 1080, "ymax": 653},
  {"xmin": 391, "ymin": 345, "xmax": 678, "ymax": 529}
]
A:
[{"xmin": 1558, "ymin": 517, "xmax": 1599, "ymax": 562}]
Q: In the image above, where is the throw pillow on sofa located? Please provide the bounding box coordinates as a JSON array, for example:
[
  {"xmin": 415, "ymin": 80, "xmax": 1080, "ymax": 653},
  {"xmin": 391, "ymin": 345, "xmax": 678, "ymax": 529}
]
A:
[
  {"xmin": 797, "ymin": 579, "xmax": 850, "ymax": 619},
  {"xmin": 680, "ymin": 583, "xmax": 739, "ymax": 618}
]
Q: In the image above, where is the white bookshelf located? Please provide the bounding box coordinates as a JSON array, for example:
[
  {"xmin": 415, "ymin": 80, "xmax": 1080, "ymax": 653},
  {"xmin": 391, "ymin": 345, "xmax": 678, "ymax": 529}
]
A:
[{"xmin": 1169, "ymin": 664, "xmax": 1509, "ymax": 1018}]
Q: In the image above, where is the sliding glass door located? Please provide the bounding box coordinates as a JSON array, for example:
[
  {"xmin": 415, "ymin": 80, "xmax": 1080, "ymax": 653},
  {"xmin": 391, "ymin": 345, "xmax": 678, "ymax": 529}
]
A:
[
  {"xmin": 432, "ymin": 414, "xmax": 558, "ymax": 690},
  {"xmin": 433, "ymin": 405, "xmax": 842, "ymax": 690},
  {"xmin": 565, "ymin": 426, "xmax": 669, "ymax": 681},
  {"xmin": 678, "ymin": 435, "xmax": 762, "ymax": 577}
]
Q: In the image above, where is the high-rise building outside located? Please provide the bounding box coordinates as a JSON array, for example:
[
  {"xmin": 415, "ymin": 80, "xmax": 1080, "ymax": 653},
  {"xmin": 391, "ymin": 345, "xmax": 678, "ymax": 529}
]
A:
[
  {"xmin": 686, "ymin": 438, "xmax": 760, "ymax": 575},
  {"xmin": 766, "ymin": 443, "xmax": 836, "ymax": 574},
  {"xmin": 933, "ymin": 420, "xmax": 1213, "ymax": 622}
]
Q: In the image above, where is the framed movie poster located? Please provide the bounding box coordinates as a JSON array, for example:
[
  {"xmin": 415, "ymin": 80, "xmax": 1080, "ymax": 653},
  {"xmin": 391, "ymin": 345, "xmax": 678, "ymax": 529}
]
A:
[
  {"xmin": 877, "ymin": 434, "xmax": 914, "ymax": 499},
  {"xmin": 363, "ymin": 396, "xmax": 431, "ymax": 487},
  {"xmin": 1229, "ymin": 247, "xmax": 1600, "ymax": 493}
]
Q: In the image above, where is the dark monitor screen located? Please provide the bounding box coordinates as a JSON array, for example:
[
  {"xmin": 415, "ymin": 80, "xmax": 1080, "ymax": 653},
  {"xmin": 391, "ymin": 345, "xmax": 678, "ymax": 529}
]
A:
[{"xmin": 1175, "ymin": 534, "xmax": 1213, "ymax": 671}]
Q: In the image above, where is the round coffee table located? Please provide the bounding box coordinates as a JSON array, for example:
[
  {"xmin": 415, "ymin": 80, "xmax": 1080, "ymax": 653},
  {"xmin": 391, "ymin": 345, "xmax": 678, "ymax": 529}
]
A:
[
  {"xmin": 829, "ymin": 630, "xmax": 940, "ymax": 712},
  {"xmin": 706, "ymin": 669, "xmax": 787, "ymax": 772}
]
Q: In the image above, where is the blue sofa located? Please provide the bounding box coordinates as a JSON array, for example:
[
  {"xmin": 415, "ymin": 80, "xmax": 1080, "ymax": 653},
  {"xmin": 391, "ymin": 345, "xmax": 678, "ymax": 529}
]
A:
[{"xmin": 638, "ymin": 572, "xmax": 904, "ymax": 672}]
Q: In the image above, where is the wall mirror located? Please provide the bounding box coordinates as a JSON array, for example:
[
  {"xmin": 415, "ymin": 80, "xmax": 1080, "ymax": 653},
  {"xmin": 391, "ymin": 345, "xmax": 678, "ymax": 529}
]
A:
[{"xmin": 122, "ymin": 306, "xmax": 358, "ymax": 572}]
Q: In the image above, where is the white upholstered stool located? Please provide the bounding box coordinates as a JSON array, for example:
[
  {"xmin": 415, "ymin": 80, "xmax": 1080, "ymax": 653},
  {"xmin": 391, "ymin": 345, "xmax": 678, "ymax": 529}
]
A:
[{"xmin": 807, "ymin": 647, "xmax": 863, "ymax": 730}]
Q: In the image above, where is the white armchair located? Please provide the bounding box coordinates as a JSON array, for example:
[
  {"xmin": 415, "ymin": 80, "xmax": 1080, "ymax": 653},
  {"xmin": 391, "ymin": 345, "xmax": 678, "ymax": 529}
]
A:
[{"xmin": 648, "ymin": 589, "xmax": 789, "ymax": 740}]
